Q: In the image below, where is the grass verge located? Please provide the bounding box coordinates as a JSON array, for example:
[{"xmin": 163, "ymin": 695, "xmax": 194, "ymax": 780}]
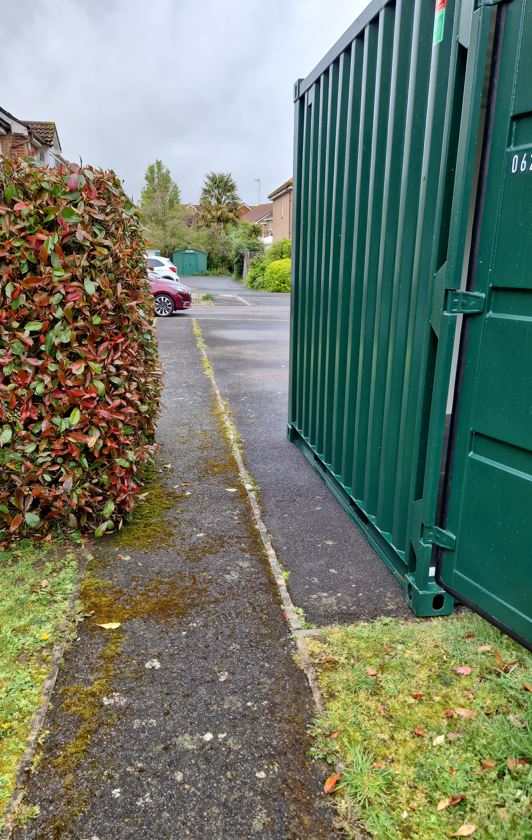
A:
[
  {"xmin": 0, "ymin": 540, "xmax": 80, "ymax": 830},
  {"xmin": 309, "ymin": 612, "xmax": 531, "ymax": 839}
]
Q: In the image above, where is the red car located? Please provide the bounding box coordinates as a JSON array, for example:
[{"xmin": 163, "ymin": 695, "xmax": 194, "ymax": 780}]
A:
[{"xmin": 148, "ymin": 271, "xmax": 192, "ymax": 317}]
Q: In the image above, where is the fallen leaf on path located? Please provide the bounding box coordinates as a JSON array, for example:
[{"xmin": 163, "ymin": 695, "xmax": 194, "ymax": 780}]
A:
[
  {"xmin": 447, "ymin": 732, "xmax": 461, "ymax": 742},
  {"xmin": 413, "ymin": 727, "xmax": 426, "ymax": 737},
  {"xmin": 329, "ymin": 730, "xmax": 341, "ymax": 740},
  {"xmin": 507, "ymin": 714, "xmax": 525, "ymax": 728},
  {"xmin": 96, "ymin": 622, "xmax": 121, "ymax": 630},
  {"xmin": 498, "ymin": 809, "xmax": 510, "ymax": 822},
  {"xmin": 40, "ymin": 579, "xmax": 49, "ymax": 589},
  {"xmin": 464, "ymin": 633, "xmax": 475, "ymax": 639},
  {"xmin": 453, "ymin": 666, "xmax": 473, "ymax": 676},
  {"xmin": 324, "ymin": 773, "xmax": 341, "ymax": 794},
  {"xmin": 444, "ymin": 710, "xmax": 455, "ymax": 718},
  {"xmin": 412, "ymin": 692, "xmax": 424, "ymax": 700},
  {"xmin": 524, "ymin": 683, "xmax": 532, "ymax": 693},
  {"xmin": 366, "ymin": 667, "xmax": 378, "ymax": 677},
  {"xmin": 372, "ymin": 760, "xmax": 386, "ymax": 769},
  {"xmin": 477, "ymin": 645, "xmax": 492, "ymax": 653},
  {"xmin": 455, "ymin": 708, "xmax": 476, "ymax": 719},
  {"xmin": 433, "ymin": 735, "xmax": 446, "ymax": 746},
  {"xmin": 451, "ymin": 824, "xmax": 476, "ymax": 836}
]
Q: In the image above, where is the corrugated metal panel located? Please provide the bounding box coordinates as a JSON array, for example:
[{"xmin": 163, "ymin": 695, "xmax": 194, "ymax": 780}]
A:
[
  {"xmin": 434, "ymin": 0, "xmax": 532, "ymax": 649},
  {"xmin": 289, "ymin": 0, "xmax": 493, "ymax": 615}
]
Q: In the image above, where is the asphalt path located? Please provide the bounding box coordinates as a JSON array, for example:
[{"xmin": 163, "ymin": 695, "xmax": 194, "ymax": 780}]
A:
[
  {"xmin": 14, "ymin": 317, "xmax": 336, "ymax": 840},
  {"xmin": 179, "ymin": 275, "xmax": 409, "ymax": 625},
  {"xmin": 12, "ymin": 278, "xmax": 407, "ymax": 839}
]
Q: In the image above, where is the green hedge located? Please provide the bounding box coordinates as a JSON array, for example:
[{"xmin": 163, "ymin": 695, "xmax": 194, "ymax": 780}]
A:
[
  {"xmin": 246, "ymin": 239, "xmax": 291, "ymax": 290},
  {"xmin": 0, "ymin": 158, "xmax": 161, "ymax": 542},
  {"xmin": 263, "ymin": 258, "xmax": 291, "ymax": 292}
]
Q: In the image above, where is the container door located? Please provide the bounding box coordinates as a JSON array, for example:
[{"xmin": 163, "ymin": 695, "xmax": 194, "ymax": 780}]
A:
[{"xmin": 437, "ymin": 0, "xmax": 532, "ymax": 648}]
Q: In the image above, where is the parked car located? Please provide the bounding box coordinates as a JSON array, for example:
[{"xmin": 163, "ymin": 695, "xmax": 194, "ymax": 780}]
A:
[
  {"xmin": 147, "ymin": 271, "xmax": 192, "ymax": 317},
  {"xmin": 146, "ymin": 254, "xmax": 179, "ymax": 280}
]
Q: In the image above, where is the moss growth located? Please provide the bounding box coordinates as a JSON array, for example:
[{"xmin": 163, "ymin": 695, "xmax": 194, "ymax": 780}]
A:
[
  {"xmin": 113, "ymin": 463, "xmax": 182, "ymax": 550},
  {"xmin": 55, "ymin": 631, "xmax": 124, "ymax": 772},
  {"xmin": 192, "ymin": 319, "xmax": 215, "ymax": 378},
  {"xmin": 81, "ymin": 571, "xmax": 212, "ymax": 625},
  {"xmin": 203, "ymin": 458, "xmax": 233, "ymax": 477},
  {"xmin": 37, "ymin": 628, "xmax": 124, "ymax": 838}
]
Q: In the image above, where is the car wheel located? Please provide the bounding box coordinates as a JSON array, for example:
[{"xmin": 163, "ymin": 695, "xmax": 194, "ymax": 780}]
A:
[{"xmin": 154, "ymin": 294, "xmax": 175, "ymax": 317}]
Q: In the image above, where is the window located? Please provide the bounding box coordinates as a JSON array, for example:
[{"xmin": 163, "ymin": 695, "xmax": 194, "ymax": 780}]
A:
[{"xmin": 148, "ymin": 258, "xmax": 162, "ymax": 268}]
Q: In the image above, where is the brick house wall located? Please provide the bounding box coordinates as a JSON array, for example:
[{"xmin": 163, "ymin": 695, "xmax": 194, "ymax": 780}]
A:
[
  {"xmin": 0, "ymin": 109, "xmax": 63, "ymax": 165},
  {"xmin": 268, "ymin": 179, "xmax": 293, "ymax": 243},
  {"xmin": 0, "ymin": 132, "xmax": 33, "ymax": 159}
]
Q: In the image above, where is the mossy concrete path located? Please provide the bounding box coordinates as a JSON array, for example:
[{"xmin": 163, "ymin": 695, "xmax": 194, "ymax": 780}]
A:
[{"xmin": 12, "ymin": 320, "xmax": 336, "ymax": 839}]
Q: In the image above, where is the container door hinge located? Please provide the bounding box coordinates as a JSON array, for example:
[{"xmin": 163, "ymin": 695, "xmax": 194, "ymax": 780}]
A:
[
  {"xmin": 421, "ymin": 525, "xmax": 456, "ymax": 551},
  {"xmin": 445, "ymin": 290, "xmax": 486, "ymax": 315}
]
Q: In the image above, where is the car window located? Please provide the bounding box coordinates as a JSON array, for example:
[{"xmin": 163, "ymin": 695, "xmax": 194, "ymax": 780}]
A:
[{"xmin": 148, "ymin": 258, "xmax": 162, "ymax": 268}]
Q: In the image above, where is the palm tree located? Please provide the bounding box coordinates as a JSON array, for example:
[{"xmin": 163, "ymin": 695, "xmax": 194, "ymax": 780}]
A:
[{"xmin": 199, "ymin": 172, "xmax": 241, "ymax": 228}]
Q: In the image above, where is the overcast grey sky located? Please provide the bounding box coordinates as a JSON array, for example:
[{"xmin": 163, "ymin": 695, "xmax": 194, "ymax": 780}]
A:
[{"xmin": 2, "ymin": 0, "xmax": 368, "ymax": 204}]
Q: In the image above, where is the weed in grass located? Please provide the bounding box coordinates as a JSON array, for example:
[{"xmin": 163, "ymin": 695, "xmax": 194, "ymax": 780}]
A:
[{"xmin": 309, "ymin": 612, "xmax": 532, "ymax": 840}]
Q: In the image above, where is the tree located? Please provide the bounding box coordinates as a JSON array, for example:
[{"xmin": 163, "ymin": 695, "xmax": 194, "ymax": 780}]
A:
[
  {"xmin": 198, "ymin": 172, "xmax": 241, "ymax": 228},
  {"xmin": 230, "ymin": 222, "xmax": 263, "ymax": 277},
  {"xmin": 139, "ymin": 160, "xmax": 185, "ymax": 256}
]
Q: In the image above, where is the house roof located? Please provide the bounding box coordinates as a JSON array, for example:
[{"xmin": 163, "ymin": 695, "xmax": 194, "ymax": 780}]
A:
[
  {"xmin": 268, "ymin": 178, "xmax": 293, "ymax": 201},
  {"xmin": 0, "ymin": 105, "xmax": 25, "ymax": 125},
  {"xmin": 241, "ymin": 203, "xmax": 273, "ymax": 224},
  {"xmin": 23, "ymin": 121, "xmax": 60, "ymax": 148}
]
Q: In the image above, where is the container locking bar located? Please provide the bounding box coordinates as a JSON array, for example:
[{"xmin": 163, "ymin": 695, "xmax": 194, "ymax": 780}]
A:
[
  {"xmin": 477, "ymin": 0, "xmax": 510, "ymax": 7},
  {"xmin": 421, "ymin": 525, "xmax": 457, "ymax": 551},
  {"xmin": 445, "ymin": 290, "xmax": 486, "ymax": 315}
]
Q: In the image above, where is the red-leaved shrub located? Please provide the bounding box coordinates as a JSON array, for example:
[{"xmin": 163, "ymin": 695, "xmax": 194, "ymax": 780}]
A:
[{"xmin": 0, "ymin": 157, "xmax": 161, "ymax": 542}]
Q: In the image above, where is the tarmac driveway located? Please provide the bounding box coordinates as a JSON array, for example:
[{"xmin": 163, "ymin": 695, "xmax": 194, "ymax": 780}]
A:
[{"xmin": 177, "ymin": 275, "xmax": 409, "ymax": 626}]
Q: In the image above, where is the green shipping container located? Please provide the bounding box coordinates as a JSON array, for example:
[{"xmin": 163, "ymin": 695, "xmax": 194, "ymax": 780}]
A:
[
  {"xmin": 289, "ymin": 0, "xmax": 532, "ymax": 647},
  {"xmin": 172, "ymin": 248, "xmax": 207, "ymax": 276}
]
